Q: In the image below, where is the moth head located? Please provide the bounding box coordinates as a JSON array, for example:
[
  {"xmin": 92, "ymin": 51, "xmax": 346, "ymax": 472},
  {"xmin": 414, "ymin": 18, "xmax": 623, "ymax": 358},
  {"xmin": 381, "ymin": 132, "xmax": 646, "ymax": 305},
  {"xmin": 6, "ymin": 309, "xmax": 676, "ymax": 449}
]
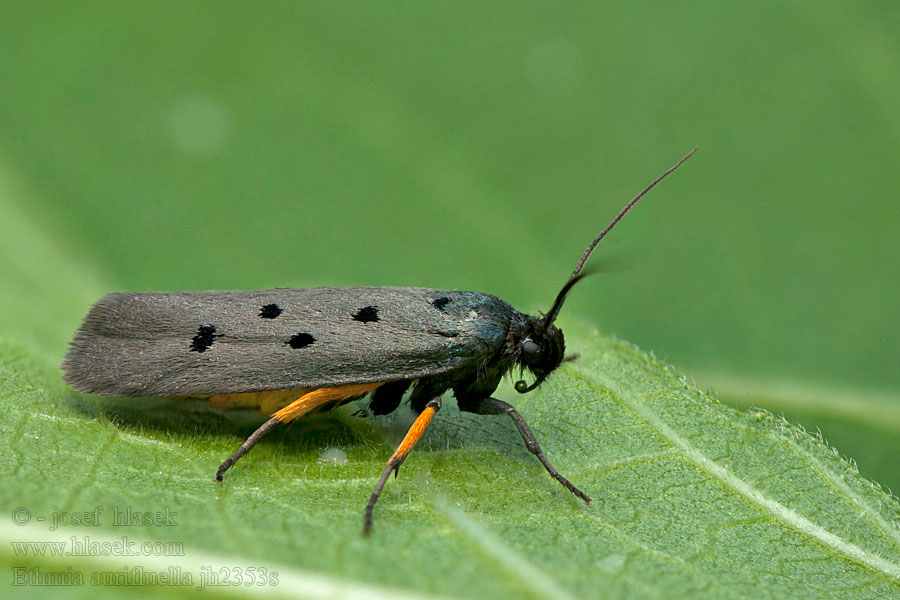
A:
[
  {"xmin": 513, "ymin": 319, "xmax": 566, "ymax": 393},
  {"xmin": 513, "ymin": 147, "xmax": 698, "ymax": 393},
  {"xmin": 514, "ymin": 147, "xmax": 697, "ymax": 394},
  {"xmin": 512, "ymin": 274, "xmax": 584, "ymax": 393}
]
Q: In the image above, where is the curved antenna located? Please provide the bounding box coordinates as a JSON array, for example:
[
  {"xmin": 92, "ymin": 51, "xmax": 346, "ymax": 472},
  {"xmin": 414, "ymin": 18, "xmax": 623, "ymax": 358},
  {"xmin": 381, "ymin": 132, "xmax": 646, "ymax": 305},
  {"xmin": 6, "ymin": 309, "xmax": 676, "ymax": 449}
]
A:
[
  {"xmin": 569, "ymin": 146, "xmax": 698, "ymax": 279},
  {"xmin": 542, "ymin": 146, "xmax": 697, "ymax": 330},
  {"xmin": 540, "ymin": 273, "xmax": 586, "ymax": 329}
]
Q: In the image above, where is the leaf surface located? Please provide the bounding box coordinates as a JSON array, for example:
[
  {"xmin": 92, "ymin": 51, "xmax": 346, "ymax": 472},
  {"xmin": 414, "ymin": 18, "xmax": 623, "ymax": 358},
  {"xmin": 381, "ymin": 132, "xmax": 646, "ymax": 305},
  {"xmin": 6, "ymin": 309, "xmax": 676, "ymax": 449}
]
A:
[{"xmin": 2, "ymin": 333, "xmax": 898, "ymax": 598}]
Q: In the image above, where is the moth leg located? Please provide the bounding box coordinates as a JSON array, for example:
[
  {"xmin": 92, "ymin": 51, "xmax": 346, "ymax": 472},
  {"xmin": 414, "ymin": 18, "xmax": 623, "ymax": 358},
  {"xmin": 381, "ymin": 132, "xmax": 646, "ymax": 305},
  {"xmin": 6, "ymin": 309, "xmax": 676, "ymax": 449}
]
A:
[
  {"xmin": 470, "ymin": 397, "xmax": 590, "ymax": 505},
  {"xmin": 364, "ymin": 396, "xmax": 441, "ymax": 535},
  {"xmin": 216, "ymin": 417, "xmax": 280, "ymax": 481},
  {"xmin": 216, "ymin": 383, "xmax": 383, "ymax": 481}
]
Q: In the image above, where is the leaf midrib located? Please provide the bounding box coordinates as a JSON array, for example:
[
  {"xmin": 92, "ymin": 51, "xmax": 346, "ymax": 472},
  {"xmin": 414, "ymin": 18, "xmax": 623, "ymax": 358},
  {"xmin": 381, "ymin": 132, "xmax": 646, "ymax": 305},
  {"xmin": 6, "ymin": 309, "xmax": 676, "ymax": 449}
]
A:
[{"xmin": 569, "ymin": 339, "xmax": 900, "ymax": 581}]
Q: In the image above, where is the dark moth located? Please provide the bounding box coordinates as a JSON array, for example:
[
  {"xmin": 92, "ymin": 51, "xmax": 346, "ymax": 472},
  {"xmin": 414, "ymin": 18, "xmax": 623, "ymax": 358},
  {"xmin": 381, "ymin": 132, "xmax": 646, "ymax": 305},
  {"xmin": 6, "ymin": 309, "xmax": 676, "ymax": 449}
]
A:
[{"xmin": 62, "ymin": 148, "xmax": 696, "ymax": 533}]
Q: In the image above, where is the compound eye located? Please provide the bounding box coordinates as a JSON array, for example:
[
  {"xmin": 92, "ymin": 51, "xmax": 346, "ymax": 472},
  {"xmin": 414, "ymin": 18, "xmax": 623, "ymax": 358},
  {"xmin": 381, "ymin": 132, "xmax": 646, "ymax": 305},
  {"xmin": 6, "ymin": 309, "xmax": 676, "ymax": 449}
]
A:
[{"xmin": 522, "ymin": 339, "xmax": 540, "ymax": 355}]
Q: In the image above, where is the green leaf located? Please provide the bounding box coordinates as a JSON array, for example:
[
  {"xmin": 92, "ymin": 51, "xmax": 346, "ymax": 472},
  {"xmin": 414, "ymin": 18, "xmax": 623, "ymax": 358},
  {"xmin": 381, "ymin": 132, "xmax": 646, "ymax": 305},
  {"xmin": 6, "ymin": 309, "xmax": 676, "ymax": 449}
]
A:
[
  {"xmin": 704, "ymin": 374, "xmax": 900, "ymax": 499},
  {"xmin": 1, "ymin": 2, "xmax": 899, "ymax": 497},
  {"xmin": 2, "ymin": 333, "xmax": 898, "ymax": 598},
  {"xmin": 1, "ymin": 4, "xmax": 899, "ymax": 596}
]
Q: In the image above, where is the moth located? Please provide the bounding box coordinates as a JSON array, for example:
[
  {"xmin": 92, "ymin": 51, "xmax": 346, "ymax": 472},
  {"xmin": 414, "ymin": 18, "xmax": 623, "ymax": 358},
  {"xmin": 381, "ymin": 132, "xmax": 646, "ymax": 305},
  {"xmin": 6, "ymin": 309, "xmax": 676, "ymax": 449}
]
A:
[{"xmin": 62, "ymin": 148, "xmax": 696, "ymax": 533}]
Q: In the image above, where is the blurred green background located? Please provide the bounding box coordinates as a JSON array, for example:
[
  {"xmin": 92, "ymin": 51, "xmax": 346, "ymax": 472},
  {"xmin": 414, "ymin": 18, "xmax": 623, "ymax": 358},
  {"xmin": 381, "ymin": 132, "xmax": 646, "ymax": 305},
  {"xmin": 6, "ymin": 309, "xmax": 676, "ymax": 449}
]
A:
[{"xmin": 1, "ymin": 1, "xmax": 898, "ymax": 495}]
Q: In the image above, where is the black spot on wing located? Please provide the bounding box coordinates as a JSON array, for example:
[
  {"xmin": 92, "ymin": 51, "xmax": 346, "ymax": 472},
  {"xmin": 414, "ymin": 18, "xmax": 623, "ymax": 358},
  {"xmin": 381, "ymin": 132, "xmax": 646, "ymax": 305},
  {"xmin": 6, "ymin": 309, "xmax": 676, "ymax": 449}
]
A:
[
  {"xmin": 432, "ymin": 297, "xmax": 451, "ymax": 311},
  {"xmin": 352, "ymin": 306, "xmax": 379, "ymax": 323},
  {"xmin": 286, "ymin": 332, "xmax": 315, "ymax": 349},
  {"xmin": 190, "ymin": 325, "xmax": 220, "ymax": 353},
  {"xmin": 259, "ymin": 303, "xmax": 282, "ymax": 318}
]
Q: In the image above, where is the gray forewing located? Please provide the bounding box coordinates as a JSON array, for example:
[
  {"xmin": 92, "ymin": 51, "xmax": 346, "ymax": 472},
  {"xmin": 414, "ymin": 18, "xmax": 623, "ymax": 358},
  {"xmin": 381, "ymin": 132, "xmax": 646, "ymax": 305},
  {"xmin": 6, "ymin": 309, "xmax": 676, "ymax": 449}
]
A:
[{"xmin": 61, "ymin": 287, "xmax": 514, "ymax": 397}]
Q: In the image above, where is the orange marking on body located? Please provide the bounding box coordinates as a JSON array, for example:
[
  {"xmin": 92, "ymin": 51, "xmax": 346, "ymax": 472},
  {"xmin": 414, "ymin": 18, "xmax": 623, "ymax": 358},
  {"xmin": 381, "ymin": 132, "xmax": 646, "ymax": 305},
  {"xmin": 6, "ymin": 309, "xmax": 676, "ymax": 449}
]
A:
[
  {"xmin": 272, "ymin": 383, "xmax": 384, "ymax": 423},
  {"xmin": 207, "ymin": 389, "xmax": 312, "ymax": 411},
  {"xmin": 257, "ymin": 390, "xmax": 316, "ymax": 413},
  {"xmin": 390, "ymin": 404, "xmax": 437, "ymax": 464}
]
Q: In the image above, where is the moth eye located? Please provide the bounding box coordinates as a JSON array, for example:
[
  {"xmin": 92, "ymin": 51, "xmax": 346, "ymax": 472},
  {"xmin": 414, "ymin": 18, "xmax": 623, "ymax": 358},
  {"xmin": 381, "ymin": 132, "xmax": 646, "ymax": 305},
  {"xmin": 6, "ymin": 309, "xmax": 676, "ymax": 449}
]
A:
[{"xmin": 522, "ymin": 340, "xmax": 540, "ymax": 355}]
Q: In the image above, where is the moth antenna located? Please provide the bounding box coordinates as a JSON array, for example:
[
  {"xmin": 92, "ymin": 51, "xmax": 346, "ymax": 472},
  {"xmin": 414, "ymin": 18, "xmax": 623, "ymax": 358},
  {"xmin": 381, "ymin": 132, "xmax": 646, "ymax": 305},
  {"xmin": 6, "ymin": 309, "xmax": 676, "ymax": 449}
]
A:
[
  {"xmin": 540, "ymin": 273, "xmax": 586, "ymax": 330},
  {"xmin": 570, "ymin": 146, "xmax": 698, "ymax": 279},
  {"xmin": 542, "ymin": 146, "xmax": 698, "ymax": 330}
]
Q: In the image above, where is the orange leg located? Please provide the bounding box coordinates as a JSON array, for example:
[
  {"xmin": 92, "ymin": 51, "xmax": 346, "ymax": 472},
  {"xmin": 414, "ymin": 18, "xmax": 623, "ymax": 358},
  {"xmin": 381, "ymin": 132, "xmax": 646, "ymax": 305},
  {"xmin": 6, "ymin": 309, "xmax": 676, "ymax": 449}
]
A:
[
  {"xmin": 272, "ymin": 383, "xmax": 383, "ymax": 423},
  {"xmin": 215, "ymin": 383, "xmax": 383, "ymax": 481},
  {"xmin": 363, "ymin": 396, "xmax": 441, "ymax": 534}
]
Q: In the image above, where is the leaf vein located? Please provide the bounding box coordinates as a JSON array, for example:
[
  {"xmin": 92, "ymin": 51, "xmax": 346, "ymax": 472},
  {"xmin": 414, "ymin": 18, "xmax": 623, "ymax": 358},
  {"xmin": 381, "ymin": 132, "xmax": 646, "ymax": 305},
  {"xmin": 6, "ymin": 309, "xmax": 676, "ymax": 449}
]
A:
[{"xmin": 598, "ymin": 373, "xmax": 900, "ymax": 581}]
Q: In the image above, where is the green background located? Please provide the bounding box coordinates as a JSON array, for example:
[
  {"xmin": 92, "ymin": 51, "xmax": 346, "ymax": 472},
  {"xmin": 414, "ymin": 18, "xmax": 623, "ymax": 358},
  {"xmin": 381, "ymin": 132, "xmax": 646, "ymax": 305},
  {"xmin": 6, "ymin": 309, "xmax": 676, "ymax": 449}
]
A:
[{"xmin": 1, "ymin": 2, "xmax": 899, "ymax": 597}]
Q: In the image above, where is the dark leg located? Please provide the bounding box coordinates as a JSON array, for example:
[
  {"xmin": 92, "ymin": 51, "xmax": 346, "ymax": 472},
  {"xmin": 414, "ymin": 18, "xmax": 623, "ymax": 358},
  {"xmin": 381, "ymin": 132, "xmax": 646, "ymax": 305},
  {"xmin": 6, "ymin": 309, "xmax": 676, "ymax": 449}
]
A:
[
  {"xmin": 364, "ymin": 397, "xmax": 441, "ymax": 535},
  {"xmin": 216, "ymin": 417, "xmax": 280, "ymax": 481},
  {"xmin": 467, "ymin": 397, "xmax": 590, "ymax": 504}
]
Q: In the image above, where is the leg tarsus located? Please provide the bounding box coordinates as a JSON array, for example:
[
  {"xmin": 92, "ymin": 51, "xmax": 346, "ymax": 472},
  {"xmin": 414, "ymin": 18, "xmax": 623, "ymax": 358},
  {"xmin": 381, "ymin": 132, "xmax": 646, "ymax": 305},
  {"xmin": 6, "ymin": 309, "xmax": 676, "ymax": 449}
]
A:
[
  {"xmin": 216, "ymin": 417, "xmax": 281, "ymax": 481},
  {"xmin": 470, "ymin": 397, "xmax": 590, "ymax": 505},
  {"xmin": 364, "ymin": 463, "xmax": 395, "ymax": 535}
]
